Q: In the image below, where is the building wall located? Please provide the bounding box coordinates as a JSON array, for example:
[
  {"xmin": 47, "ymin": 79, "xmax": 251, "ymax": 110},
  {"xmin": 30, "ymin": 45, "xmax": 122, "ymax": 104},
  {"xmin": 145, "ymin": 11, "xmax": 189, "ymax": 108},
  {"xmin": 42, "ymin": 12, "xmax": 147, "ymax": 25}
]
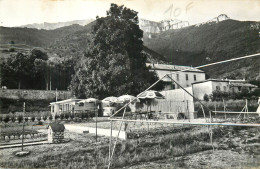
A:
[
  {"xmin": 155, "ymin": 70, "xmax": 206, "ymax": 89},
  {"xmin": 211, "ymin": 81, "xmax": 229, "ymax": 92},
  {"xmin": 51, "ymin": 101, "xmax": 77, "ymax": 117},
  {"xmin": 192, "ymin": 81, "xmax": 229, "ymax": 100},
  {"xmin": 136, "ymin": 87, "xmax": 195, "ymax": 119},
  {"xmin": 192, "ymin": 81, "xmax": 213, "ymax": 100}
]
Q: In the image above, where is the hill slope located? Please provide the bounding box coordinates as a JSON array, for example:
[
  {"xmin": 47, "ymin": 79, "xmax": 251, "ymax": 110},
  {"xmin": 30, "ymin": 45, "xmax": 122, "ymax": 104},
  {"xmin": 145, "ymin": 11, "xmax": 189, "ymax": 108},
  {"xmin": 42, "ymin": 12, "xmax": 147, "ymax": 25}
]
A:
[
  {"xmin": 143, "ymin": 20, "xmax": 260, "ymax": 80},
  {"xmin": 0, "ymin": 21, "xmax": 165, "ymax": 64}
]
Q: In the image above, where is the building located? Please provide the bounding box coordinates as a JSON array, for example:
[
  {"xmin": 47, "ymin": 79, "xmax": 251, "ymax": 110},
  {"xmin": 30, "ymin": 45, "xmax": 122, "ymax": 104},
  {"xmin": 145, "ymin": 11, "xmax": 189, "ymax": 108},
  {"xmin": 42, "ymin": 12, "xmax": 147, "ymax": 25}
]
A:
[
  {"xmin": 192, "ymin": 79, "xmax": 229, "ymax": 100},
  {"xmin": 48, "ymin": 123, "xmax": 65, "ymax": 143},
  {"xmin": 228, "ymin": 79, "xmax": 258, "ymax": 93},
  {"xmin": 192, "ymin": 79, "xmax": 258, "ymax": 100},
  {"xmin": 50, "ymin": 99, "xmax": 82, "ymax": 117},
  {"xmin": 147, "ymin": 63, "xmax": 206, "ymax": 90}
]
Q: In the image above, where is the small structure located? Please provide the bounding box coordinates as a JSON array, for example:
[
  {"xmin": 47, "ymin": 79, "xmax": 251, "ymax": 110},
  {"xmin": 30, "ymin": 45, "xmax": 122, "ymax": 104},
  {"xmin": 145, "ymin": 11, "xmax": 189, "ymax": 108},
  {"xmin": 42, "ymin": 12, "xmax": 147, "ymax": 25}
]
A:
[
  {"xmin": 50, "ymin": 99, "xmax": 82, "ymax": 117},
  {"xmin": 192, "ymin": 79, "xmax": 258, "ymax": 100},
  {"xmin": 48, "ymin": 123, "xmax": 65, "ymax": 143}
]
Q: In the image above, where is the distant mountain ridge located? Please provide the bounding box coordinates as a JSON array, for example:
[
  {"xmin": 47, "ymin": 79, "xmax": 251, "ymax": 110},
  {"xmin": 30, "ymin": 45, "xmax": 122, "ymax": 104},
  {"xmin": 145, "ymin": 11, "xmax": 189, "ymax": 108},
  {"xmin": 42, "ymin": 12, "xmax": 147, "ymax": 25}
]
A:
[
  {"xmin": 19, "ymin": 19, "xmax": 94, "ymax": 30},
  {"xmin": 143, "ymin": 19, "xmax": 260, "ymax": 80}
]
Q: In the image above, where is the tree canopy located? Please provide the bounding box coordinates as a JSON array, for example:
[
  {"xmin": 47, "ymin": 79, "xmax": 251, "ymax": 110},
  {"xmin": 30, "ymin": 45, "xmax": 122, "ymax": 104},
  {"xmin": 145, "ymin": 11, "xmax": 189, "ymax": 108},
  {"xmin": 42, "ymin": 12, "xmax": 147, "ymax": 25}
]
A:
[
  {"xmin": 0, "ymin": 49, "xmax": 74, "ymax": 90},
  {"xmin": 70, "ymin": 4, "xmax": 161, "ymax": 99}
]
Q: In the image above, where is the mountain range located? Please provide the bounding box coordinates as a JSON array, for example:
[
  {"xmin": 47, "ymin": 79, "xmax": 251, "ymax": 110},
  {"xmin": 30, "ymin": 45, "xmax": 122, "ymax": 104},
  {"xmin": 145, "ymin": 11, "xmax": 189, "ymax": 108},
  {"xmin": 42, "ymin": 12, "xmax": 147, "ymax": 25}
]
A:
[
  {"xmin": 19, "ymin": 19, "xmax": 94, "ymax": 30},
  {"xmin": 143, "ymin": 19, "xmax": 260, "ymax": 80},
  {"xmin": 1, "ymin": 16, "xmax": 260, "ymax": 80}
]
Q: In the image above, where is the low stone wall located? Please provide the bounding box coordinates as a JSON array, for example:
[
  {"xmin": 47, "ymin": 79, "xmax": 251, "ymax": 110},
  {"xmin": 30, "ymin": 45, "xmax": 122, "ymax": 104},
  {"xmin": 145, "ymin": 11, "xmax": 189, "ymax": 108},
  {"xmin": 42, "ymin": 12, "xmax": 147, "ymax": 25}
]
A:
[
  {"xmin": 64, "ymin": 124, "xmax": 127, "ymax": 140},
  {"xmin": 0, "ymin": 89, "xmax": 72, "ymax": 100}
]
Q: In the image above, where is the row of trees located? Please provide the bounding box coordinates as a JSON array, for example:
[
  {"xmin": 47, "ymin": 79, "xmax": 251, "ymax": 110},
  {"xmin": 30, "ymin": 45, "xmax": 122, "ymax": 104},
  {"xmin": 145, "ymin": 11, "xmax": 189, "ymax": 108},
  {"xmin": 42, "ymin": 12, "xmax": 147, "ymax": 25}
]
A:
[{"xmin": 0, "ymin": 49, "xmax": 74, "ymax": 90}]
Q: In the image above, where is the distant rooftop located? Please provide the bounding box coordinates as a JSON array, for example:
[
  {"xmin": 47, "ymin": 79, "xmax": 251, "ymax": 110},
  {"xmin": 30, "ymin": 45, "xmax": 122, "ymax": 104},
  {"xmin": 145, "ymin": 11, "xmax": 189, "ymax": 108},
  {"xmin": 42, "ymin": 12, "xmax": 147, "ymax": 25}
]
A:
[
  {"xmin": 192, "ymin": 79, "xmax": 258, "ymax": 88},
  {"xmin": 50, "ymin": 98, "xmax": 82, "ymax": 105},
  {"xmin": 49, "ymin": 123, "xmax": 65, "ymax": 132},
  {"xmin": 192, "ymin": 79, "xmax": 229, "ymax": 84},
  {"xmin": 146, "ymin": 63, "xmax": 204, "ymax": 73}
]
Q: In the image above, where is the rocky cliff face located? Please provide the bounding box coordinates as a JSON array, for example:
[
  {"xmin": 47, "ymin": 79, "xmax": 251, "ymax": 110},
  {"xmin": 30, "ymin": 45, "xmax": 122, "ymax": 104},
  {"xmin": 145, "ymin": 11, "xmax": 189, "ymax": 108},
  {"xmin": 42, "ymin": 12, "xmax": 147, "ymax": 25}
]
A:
[
  {"xmin": 139, "ymin": 14, "xmax": 230, "ymax": 34},
  {"xmin": 139, "ymin": 18, "xmax": 190, "ymax": 34}
]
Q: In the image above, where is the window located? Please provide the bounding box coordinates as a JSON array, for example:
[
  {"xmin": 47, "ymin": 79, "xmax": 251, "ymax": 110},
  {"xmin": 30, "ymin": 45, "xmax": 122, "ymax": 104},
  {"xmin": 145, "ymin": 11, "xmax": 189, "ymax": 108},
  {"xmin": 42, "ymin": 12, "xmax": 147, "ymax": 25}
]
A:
[
  {"xmin": 171, "ymin": 84, "xmax": 175, "ymax": 90},
  {"xmin": 186, "ymin": 74, "xmax": 188, "ymax": 81},
  {"xmin": 223, "ymin": 86, "xmax": 227, "ymax": 91},
  {"xmin": 216, "ymin": 86, "xmax": 220, "ymax": 91},
  {"xmin": 176, "ymin": 74, "xmax": 179, "ymax": 81},
  {"xmin": 79, "ymin": 102, "xmax": 84, "ymax": 107},
  {"xmin": 194, "ymin": 75, "xmax": 197, "ymax": 81}
]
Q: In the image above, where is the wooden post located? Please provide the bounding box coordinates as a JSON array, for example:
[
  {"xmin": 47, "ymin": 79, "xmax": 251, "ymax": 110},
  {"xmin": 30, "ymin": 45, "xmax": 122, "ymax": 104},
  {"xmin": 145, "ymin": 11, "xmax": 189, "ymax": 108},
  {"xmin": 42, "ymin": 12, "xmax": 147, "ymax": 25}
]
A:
[
  {"xmin": 201, "ymin": 105, "xmax": 207, "ymax": 122},
  {"xmin": 109, "ymin": 120, "xmax": 112, "ymax": 161},
  {"xmin": 223, "ymin": 99, "xmax": 227, "ymax": 120},
  {"xmin": 214, "ymin": 102, "xmax": 217, "ymax": 121},
  {"xmin": 108, "ymin": 107, "xmax": 127, "ymax": 169},
  {"xmin": 95, "ymin": 102, "xmax": 97, "ymax": 143},
  {"xmin": 21, "ymin": 102, "xmax": 25, "ymax": 151}
]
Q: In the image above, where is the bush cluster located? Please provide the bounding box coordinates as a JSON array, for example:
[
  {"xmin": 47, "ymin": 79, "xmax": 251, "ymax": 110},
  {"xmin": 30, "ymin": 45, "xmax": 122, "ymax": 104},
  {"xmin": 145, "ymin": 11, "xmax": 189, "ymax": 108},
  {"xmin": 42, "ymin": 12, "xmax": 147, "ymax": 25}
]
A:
[{"xmin": 204, "ymin": 88, "xmax": 260, "ymax": 101}]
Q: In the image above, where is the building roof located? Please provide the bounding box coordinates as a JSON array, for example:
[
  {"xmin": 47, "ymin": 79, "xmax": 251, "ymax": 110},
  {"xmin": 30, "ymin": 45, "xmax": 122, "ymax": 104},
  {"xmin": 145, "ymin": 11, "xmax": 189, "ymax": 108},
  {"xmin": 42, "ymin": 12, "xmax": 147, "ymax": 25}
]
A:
[
  {"xmin": 192, "ymin": 79, "xmax": 229, "ymax": 85},
  {"xmin": 192, "ymin": 79, "xmax": 258, "ymax": 88},
  {"xmin": 49, "ymin": 123, "xmax": 65, "ymax": 132},
  {"xmin": 50, "ymin": 99, "xmax": 82, "ymax": 105},
  {"xmin": 230, "ymin": 83, "xmax": 258, "ymax": 88},
  {"xmin": 146, "ymin": 63, "xmax": 204, "ymax": 73}
]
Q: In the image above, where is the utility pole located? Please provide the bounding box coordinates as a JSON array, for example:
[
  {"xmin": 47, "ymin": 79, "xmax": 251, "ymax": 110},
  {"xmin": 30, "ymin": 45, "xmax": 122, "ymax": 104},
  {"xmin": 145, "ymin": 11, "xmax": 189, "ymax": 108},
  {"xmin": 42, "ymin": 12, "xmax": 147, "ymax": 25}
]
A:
[
  {"xmin": 21, "ymin": 102, "xmax": 25, "ymax": 151},
  {"xmin": 95, "ymin": 102, "xmax": 98, "ymax": 143}
]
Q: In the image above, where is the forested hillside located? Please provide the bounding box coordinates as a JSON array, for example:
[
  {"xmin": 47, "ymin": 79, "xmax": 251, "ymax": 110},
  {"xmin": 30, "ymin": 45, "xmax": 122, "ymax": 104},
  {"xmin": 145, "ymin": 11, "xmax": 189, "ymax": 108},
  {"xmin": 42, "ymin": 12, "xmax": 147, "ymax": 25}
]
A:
[{"xmin": 143, "ymin": 20, "xmax": 260, "ymax": 80}]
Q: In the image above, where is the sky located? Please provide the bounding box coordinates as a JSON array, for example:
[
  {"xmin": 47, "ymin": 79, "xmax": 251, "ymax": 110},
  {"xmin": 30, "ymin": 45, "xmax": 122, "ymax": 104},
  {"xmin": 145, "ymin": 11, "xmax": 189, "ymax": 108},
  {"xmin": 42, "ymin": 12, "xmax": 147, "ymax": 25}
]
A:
[{"xmin": 0, "ymin": 0, "xmax": 260, "ymax": 27}]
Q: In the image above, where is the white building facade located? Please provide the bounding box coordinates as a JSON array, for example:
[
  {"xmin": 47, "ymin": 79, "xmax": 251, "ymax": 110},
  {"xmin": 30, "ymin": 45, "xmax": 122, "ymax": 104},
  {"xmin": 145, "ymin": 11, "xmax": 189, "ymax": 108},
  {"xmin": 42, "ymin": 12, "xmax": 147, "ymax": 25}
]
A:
[{"xmin": 147, "ymin": 63, "xmax": 206, "ymax": 90}]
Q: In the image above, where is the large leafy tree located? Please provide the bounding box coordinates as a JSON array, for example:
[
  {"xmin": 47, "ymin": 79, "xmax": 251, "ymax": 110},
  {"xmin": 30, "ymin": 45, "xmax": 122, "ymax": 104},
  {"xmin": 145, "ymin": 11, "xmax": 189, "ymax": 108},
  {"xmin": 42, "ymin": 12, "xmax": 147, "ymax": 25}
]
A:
[{"xmin": 71, "ymin": 4, "xmax": 161, "ymax": 99}]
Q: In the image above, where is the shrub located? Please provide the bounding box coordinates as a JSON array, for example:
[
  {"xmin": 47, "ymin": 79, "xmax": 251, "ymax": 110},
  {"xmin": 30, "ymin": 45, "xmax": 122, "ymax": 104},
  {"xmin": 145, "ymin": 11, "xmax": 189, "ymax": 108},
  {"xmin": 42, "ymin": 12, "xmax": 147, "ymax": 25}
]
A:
[
  {"xmin": 0, "ymin": 116, "xmax": 2, "ymax": 122},
  {"xmin": 24, "ymin": 117, "xmax": 28, "ymax": 122},
  {"xmin": 43, "ymin": 115, "xmax": 47, "ymax": 121},
  {"xmin": 203, "ymin": 94, "xmax": 209, "ymax": 101},
  {"xmin": 49, "ymin": 116, "xmax": 53, "ymax": 121},
  {"xmin": 54, "ymin": 114, "xmax": 59, "ymax": 120},
  {"xmin": 65, "ymin": 113, "xmax": 69, "ymax": 120},
  {"xmin": 60, "ymin": 114, "xmax": 64, "ymax": 120},
  {"xmin": 211, "ymin": 90, "xmax": 230, "ymax": 101},
  {"xmin": 18, "ymin": 115, "xmax": 23, "ymax": 123},
  {"xmin": 36, "ymin": 116, "xmax": 41, "ymax": 122},
  {"xmin": 70, "ymin": 113, "xmax": 74, "ymax": 120},
  {"xmin": 3, "ymin": 115, "xmax": 10, "ymax": 123},
  {"xmin": 31, "ymin": 115, "xmax": 35, "ymax": 122},
  {"xmin": 11, "ymin": 116, "xmax": 16, "ymax": 122}
]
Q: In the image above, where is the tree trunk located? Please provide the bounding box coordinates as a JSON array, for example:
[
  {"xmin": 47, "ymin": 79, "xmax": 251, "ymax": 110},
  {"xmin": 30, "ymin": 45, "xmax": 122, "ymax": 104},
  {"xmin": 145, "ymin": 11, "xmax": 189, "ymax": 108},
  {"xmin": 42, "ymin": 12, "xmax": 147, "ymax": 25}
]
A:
[
  {"xmin": 50, "ymin": 75, "xmax": 51, "ymax": 91},
  {"xmin": 46, "ymin": 82, "xmax": 49, "ymax": 90},
  {"xmin": 18, "ymin": 81, "xmax": 21, "ymax": 89}
]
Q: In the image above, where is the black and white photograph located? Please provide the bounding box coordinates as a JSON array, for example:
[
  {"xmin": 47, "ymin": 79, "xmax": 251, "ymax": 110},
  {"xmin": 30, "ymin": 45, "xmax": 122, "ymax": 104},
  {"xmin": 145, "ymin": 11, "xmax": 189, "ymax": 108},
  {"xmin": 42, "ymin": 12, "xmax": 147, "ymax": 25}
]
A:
[{"xmin": 0, "ymin": 0, "xmax": 260, "ymax": 168}]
